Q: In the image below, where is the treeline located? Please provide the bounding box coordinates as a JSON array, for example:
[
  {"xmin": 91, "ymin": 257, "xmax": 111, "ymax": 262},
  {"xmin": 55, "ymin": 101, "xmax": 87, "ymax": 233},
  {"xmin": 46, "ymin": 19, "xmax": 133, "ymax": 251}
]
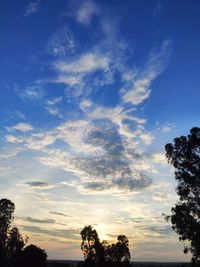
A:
[
  {"xmin": 0, "ymin": 199, "xmax": 47, "ymax": 267},
  {"xmin": 79, "ymin": 225, "xmax": 131, "ymax": 267},
  {"xmin": 0, "ymin": 198, "xmax": 131, "ymax": 267}
]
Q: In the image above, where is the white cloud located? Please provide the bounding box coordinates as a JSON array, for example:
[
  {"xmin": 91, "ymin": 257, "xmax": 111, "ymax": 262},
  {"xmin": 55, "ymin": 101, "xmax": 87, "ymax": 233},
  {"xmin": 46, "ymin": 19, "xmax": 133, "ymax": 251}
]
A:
[
  {"xmin": 18, "ymin": 86, "xmax": 44, "ymax": 100},
  {"xmin": 0, "ymin": 148, "xmax": 23, "ymax": 160},
  {"xmin": 46, "ymin": 97, "xmax": 63, "ymax": 106},
  {"xmin": 54, "ymin": 53, "xmax": 109, "ymax": 74},
  {"xmin": 6, "ymin": 122, "xmax": 33, "ymax": 132},
  {"xmin": 45, "ymin": 107, "xmax": 63, "ymax": 119},
  {"xmin": 87, "ymin": 105, "xmax": 147, "ymax": 143},
  {"xmin": 15, "ymin": 111, "xmax": 26, "ymax": 120},
  {"xmin": 45, "ymin": 97, "xmax": 63, "ymax": 118},
  {"xmin": 26, "ymin": 133, "xmax": 56, "ymax": 150},
  {"xmin": 161, "ymin": 123, "xmax": 174, "ymax": 133},
  {"xmin": 140, "ymin": 132, "xmax": 154, "ymax": 145},
  {"xmin": 76, "ymin": 0, "xmax": 100, "ymax": 25},
  {"xmin": 151, "ymin": 152, "xmax": 167, "ymax": 165},
  {"xmin": 26, "ymin": 181, "xmax": 56, "ymax": 190},
  {"xmin": 56, "ymin": 75, "xmax": 82, "ymax": 86},
  {"xmin": 121, "ymin": 41, "xmax": 171, "ymax": 106},
  {"xmin": 122, "ymin": 78, "xmax": 151, "ymax": 105},
  {"xmin": 5, "ymin": 135, "xmax": 24, "ymax": 144},
  {"xmin": 80, "ymin": 99, "xmax": 93, "ymax": 110},
  {"xmin": 152, "ymin": 192, "xmax": 168, "ymax": 202},
  {"xmin": 24, "ymin": 1, "xmax": 40, "ymax": 17},
  {"xmin": 47, "ymin": 26, "xmax": 75, "ymax": 56}
]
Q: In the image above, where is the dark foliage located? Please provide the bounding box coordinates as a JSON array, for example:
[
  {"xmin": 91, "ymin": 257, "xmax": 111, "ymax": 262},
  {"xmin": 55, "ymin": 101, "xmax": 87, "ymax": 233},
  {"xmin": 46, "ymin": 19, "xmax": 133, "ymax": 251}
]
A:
[
  {"xmin": 7, "ymin": 227, "xmax": 27, "ymax": 267},
  {"xmin": 0, "ymin": 198, "xmax": 47, "ymax": 267},
  {"xmin": 105, "ymin": 235, "xmax": 130, "ymax": 263},
  {"xmin": 80, "ymin": 225, "xmax": 105, "ymax": 265},
  {"xmin": 48, "ymin": 263, "xmax": 69, "ymax": 267},
  {"xmin": 80, "ymin": 225, "xmax": 131, "ymax": 267},
  {"xmin": 0, "ymin": 199, "xmax": 15, "ymax": 266},
  {"xmin": 22, "ymin": 244, "xmax": 47, "ymax": 267},
  {"xmin": 165, "ymin": 127, "xmax": 200, "ymax": 265}
]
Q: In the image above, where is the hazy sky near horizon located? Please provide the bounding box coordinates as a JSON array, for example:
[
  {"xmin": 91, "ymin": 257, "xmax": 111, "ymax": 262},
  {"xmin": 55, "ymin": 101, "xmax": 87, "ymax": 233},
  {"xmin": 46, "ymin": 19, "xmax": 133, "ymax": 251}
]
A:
[{"xmin": 0, "ymin": 0, "xmax": 200, "ymax": 262}]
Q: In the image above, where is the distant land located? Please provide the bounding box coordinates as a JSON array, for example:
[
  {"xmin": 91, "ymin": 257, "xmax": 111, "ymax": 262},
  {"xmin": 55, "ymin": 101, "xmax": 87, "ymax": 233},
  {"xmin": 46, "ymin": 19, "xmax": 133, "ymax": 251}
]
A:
[{"xmin": 47, "ymin": 260, "xmax": 191, "ymax": 267}]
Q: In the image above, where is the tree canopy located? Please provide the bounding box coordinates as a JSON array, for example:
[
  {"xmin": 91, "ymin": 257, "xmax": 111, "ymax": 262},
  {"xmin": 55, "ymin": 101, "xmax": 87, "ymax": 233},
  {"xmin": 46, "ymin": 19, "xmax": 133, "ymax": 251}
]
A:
[
  {"xmin": 165, "ymin": 127, "xmax": 200, "ymax": 264},
  {"xmin": 0, "ymin": 198, "xmax": 47, "ymax": 267},
  {"xmin": 0, "ymin": 199, "xmax": 15, "ymax": 265},
  {"xmin": 80, "ymin": 225, "xmax": 131, "ymax": 267},
  {"xmin": 22, "ymin": 244, "xmax": 47, "ymax": 267}
]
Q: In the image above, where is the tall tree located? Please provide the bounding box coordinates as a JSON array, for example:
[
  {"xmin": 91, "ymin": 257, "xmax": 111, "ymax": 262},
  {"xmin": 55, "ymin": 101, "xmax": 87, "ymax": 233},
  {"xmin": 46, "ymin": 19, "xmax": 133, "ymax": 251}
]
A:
[
  {"xmin": 80, "ymin": 225, "xmax": 131, "ymax": 266},
  {"xmin": 80, "ymin": 225, "xmax": 104, "ymax": 265},
  {"xmin": 0, "ymin": 199, "xmax": 15, "ymax": 265},
  {"xmin": 105, "ymin": 235, "xmax": 130, "ymax": 263},
  {"xmin": 165, "ymin": 127, "xmax": 200, "ymax": 264},
  {"xmin": 7, "ymin": 227, "xmax": 27, "ymax": 266}
]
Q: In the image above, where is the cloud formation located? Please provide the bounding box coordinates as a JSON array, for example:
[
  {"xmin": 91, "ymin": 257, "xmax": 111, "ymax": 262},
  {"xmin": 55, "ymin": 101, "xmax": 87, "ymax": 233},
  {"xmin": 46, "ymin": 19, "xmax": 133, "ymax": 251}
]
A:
[
  {"xmin": 121, "ymin": 41, "xmax": 171, "ymax": 106},
  {"xmin": 5, "ymin": 3, "xmax": 171, "ymax": 197},
  {"xmin": 17, "ymin": 86, "xmax": 44, "ymax": 101},
  {"xmin": 24, "ymin": 1, "xmax": 40, "ymax": 17},
  {"xmin": 26, "ymin": 181, "xmax": 55, "ymax": 189},
  {"xmin": 75, "ymin": 0, "xmax": 100, "ymax": 25},
  {"xmin": 18, "ymin": 216, "xmax": 56, "ymax": 224},
  {"xmin": 6, "ymin": 123, "xmax": 33, "ymax": 132}
]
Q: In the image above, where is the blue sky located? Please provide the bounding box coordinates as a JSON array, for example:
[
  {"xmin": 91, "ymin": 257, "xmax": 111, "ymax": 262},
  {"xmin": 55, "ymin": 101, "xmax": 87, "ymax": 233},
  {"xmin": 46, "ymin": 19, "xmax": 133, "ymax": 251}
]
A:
[{"xmin": 0, "ymin": 0, "xmax": 200, "ymax": 261}]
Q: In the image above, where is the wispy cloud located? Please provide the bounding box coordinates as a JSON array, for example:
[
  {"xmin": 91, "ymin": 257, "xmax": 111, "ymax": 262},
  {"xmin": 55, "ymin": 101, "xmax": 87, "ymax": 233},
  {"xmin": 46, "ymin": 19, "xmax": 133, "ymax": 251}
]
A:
[
  {"xmin": 22, "ymin": 225, "xmax": 79, "ymax": 240},
  {"xmin": 26, "ymin": 181, "xmax": 55, "ymax": 190},
  {"xmin": 153, "ymin": 0, "xmax": 162, "ymax": 16},
  {"xmin": 17, "ymin": 86, "xmax": 44, "ymax": 101},
  {"xmin": 0, "ymin": 148, "xmax": 23, "ymax": 160},
  {"xmin": 54, "ymin": 53, "xmax": 109, "ymax": 74},
  {"xmin": 5, "ymin": 39, "xmax": 171, "ymax": 196},
  {"xmin": 80, "ymin": 99, "xmax": 93, "ymax": 111},
  {"xmin": 47, "ymin": 26, "xmax": 76, "ymax": 56},
  {"xmin": 152, "ymin": 192, "xmax": 168, "ymax": 202},
  {"xmin": 46, "ymin": 97, "xmax": 63, "ymax": 106},
  {"xmin": 49, "ymin": 212, "xmax": 71, "ymax": 218},
  {"xmin": 24, "ymin": 1, "xmax": 40, "ymax": 17},
  {"xmin": 45, "ymin": 106, "xmax": 63, "ymax": 119},
  {"xmin": 6, "ymin": 122, "xmax": 33, "ymax": 132},
  {"xmin": 36, "ymin": 118, "xmax": 153, "ymax": 193},
  {"xmin": 18, "ymin": 216, "xmax": 56, "ymax": 224},
  {"xmin": 5, "ymin": 135, "xmax": 24, "ymax": 144},
  {"xmin": 75, "ymin": 0, "xmax": 100, "ymax": 25},
  {"xmin": 121, "ymin": 41, "xmax": 171, "ymax": 106},
  {"xmin": 161, "ymin": 123, "xmax": 174, "ymax": 133}
]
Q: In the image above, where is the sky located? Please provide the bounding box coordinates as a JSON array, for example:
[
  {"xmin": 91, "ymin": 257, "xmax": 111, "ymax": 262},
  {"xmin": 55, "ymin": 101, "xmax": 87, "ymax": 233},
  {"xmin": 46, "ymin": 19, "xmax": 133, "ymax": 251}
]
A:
[{"xmin": 0, "ymin": 0, "xmax": 200, "ymax": 262}]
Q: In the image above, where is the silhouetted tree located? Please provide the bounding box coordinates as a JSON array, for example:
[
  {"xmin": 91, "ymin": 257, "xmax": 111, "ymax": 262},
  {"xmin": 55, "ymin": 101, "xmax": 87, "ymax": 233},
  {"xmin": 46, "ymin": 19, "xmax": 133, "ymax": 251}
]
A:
[
  {"xmin": 165, "ymin": 127, "xmax": 200, "ymax": 265},
  {"xmin": 7, "ymin": 227, "xmax": 28, "ymax": 266},
  {"xmin": 0, "ymin": 199, "xmax": 47, "ymax": 267},
  {"xmin": 80, "ymin": 226, "xmax": 131, "ymax": 267},
  {"xmin": 22, "ymin": 244, "xmax": 47, "ymax": 267},
  {"xmin": 0, "ymin": 199, "xmax": 15, "ymax": 266},
  {"xmin": 105, "ymin": 235, "xmax": 130, "ymax": 264},
  {"xmin": 80, "ymin": 225, "xmax": 104, "ymax": 266}
]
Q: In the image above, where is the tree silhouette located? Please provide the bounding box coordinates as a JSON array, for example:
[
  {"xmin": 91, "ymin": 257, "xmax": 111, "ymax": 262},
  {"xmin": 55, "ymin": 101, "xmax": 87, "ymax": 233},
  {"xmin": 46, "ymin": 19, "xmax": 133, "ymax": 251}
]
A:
[
  {"xmin": 80, "ymin": 225, "xmax": 104, "ymax": 266},
  {"xmin": 22, "ymin": 244, "xmax": 47, "ymax": 267},
  {"xmin": 105, "ymin": 235, "xmax": 130, "ymax": 263},
  {"xmin": 165, "ymin": 127, "xmax": 200, "ymax": 265},
  {"xmin": 0, "ymin": 198, "xmax": 47, "ymax": 267},
  {"xmin": 7, "ymin": 227, "xmax": 28, "ymax": 266},
  {"xmin": 80, "ymin": 225, "xmax": 131, "ymax": 267},
  {"xmin": 0, "ymin": 199, "xmax": 15, "ymax": 266}
]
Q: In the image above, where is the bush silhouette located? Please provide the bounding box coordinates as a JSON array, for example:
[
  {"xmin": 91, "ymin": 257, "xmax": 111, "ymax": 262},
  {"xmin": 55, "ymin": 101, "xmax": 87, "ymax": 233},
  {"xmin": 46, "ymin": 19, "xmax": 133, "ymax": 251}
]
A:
[{"xmin": 22, "ymin": 244, "xmax": 47, "ymax": 267}]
